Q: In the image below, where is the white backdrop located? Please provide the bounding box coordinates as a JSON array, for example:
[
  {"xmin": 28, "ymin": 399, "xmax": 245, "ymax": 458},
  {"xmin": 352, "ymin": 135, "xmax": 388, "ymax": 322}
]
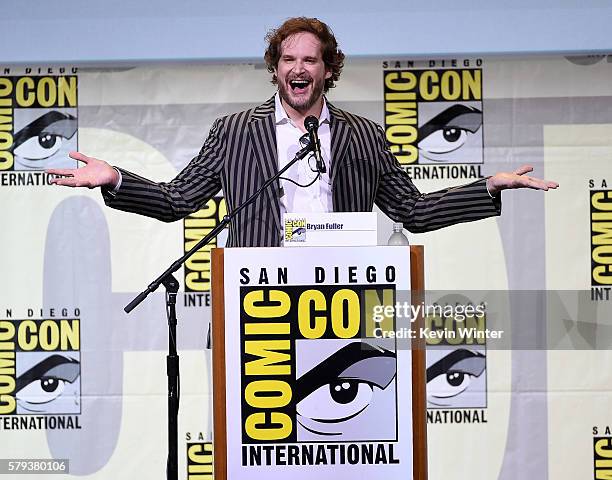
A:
[{"xmin": 1, "ymin": 54, "xmax": 611, "ymax": 479}]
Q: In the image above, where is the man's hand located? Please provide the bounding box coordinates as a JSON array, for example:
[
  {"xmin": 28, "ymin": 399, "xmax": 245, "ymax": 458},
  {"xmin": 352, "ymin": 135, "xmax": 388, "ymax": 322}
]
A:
[
  {"xmin": 47, "ymin": 151, "xmax": 120, "ymax": 189},
  {"xmin": 486, "ymin": 165, "xmax": 559, "ymax": 196}
]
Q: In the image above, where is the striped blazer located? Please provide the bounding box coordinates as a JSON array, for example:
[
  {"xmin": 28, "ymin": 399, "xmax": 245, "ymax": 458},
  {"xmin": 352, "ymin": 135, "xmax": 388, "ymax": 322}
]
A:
[{"xmin": 103, "ymin": 96, "xmax": 501, "ymax": 247}]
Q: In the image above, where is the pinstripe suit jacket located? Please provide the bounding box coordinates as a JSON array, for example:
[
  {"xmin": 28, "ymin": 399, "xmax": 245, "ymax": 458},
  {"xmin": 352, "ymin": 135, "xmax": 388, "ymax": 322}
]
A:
[{"xmin": 103, "ymin": 96, "xmax": 501, "ymax": 247}]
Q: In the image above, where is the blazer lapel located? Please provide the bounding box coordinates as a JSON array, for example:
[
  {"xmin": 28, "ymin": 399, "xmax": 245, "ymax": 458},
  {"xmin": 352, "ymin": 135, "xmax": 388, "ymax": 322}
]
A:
[
  {"xmin": 328, "ymin": 102, "xmax": 352, "ymax": 185},
  {"xmin": 248, "ymin": 96, "xmax": 281, "ymax": 232}
]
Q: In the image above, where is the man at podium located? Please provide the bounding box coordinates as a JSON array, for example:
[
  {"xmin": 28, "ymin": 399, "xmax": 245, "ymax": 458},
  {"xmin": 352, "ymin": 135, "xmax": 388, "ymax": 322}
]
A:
[{"xmin": 48, "ymin": 17, "xmax": 557, "ymax": 246}]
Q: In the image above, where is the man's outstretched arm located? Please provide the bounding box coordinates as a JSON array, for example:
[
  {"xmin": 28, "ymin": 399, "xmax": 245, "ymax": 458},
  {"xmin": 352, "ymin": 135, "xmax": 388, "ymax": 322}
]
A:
[
  {"xmin": 47, "ymin": 118, "xmax": 226, "ymax": 223},
  {"xmin": 374, "ymin": 127, "xmax": 558, "ymax": 232}
]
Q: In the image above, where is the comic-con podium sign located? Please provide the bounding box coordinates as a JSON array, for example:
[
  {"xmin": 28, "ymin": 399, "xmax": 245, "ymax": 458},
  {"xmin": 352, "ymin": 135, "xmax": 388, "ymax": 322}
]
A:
[{"xmin": 211, "ymin": 246, "xmax": 427, "ymax": 480}]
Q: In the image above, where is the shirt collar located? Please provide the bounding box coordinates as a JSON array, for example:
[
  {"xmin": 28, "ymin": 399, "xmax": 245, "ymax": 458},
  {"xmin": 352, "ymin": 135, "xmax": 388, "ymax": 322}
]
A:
[{"xmin": 274, "ymin": 92, "xmax": 330, "ymax": 127}]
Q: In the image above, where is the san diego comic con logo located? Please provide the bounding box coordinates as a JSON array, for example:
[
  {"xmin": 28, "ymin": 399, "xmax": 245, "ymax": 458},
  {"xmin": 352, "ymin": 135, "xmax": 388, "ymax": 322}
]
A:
[
  {"xmin": 589, "ymin": 180, "xmax": 612, "ymax": 302},
  {"xmin": 366, "ymin": 295, "xmax": 491, "ymax": 421},
  {"xmin": 239, "ymin": 284, "xmax": 401, "ymax": 466},
  {"xmin": 186, "ymin": 441, "xmax": 213, "ymax": 479},
  {"xmin": 183, "ymin": 196, "xmax": 227, "ymax": 308},
  {"xmin": 383, "ymin": 59, "xmax": 484, "ymax": 181},
  {"xmin": 0, "ymin": 312, "xmax": 81, "ymax": 422},
  {"xmin": 284, "ymin": 218, "xmax": 306, "ymax": 243},
  {"xmin": 0, "ymin": 72, "xmax": 78, "ymax": 186},
  {"xmin": 593, "ymin": 426, "xmax": 612, "ymax": 479},
  {"xmin": 422, "ymin": 296, "xmax": 489, "ymax": 425}
]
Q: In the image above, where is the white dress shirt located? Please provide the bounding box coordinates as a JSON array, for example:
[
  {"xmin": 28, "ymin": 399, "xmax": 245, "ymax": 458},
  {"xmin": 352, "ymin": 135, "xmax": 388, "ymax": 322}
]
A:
[{"xmin": 274, "ymin": 93, "xmax": 332, "ymax": 215}]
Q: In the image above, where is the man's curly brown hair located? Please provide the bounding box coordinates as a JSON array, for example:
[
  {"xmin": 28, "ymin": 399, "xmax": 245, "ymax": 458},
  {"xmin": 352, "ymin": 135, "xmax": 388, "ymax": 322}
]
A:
[{"xmin": 264, "ymin": 17, "xmax": 345, "ymax": 93}]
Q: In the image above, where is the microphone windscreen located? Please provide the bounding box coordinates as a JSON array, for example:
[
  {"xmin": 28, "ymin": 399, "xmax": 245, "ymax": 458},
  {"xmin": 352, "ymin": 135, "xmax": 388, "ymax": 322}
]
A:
[{"xmin": 304, "ymin": 116, "xmax": 319, "ymax": 131}]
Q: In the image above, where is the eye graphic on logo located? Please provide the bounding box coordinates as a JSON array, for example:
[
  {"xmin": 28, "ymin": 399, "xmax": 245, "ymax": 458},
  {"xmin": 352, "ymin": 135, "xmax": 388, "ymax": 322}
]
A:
[
  {"xmin": 12, "ymin": 111, "xmax": 77, "ymax": 164},
  {"xmin": 417, "ymin": 104, "xmax": 482, "ymax": 161},
  {"xmin": 296, "ymin": 342, "xmax": 396, "ymax": 437},
  {"xmin": 426, "ymin": 348, "xmax": 486, "ymax": 407},
  {"xmin": 14, "ymin": 133, "xmax": 64, "ymax": 160},
  {"xmin": 15, "ymin": 354, "xmax": 81, "ymax": 413}
]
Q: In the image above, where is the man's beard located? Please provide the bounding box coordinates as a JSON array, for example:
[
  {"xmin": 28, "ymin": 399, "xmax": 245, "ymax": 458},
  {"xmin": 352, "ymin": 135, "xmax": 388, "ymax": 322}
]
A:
[{"xmin": 278, "ymin": 76, "xmax": 325, "ymax": 113}]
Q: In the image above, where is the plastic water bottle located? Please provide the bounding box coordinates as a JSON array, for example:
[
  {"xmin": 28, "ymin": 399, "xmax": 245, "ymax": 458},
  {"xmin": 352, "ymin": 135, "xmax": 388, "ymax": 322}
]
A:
[{"xmin": 387, "ymin": 222, "xmax": 409, "ymax": 245}]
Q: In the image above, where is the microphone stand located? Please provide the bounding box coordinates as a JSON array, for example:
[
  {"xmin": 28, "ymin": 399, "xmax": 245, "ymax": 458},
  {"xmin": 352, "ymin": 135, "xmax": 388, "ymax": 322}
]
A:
[{"xmin": 123, "ymin": 140, "xmax": 314, "ymax": 480}]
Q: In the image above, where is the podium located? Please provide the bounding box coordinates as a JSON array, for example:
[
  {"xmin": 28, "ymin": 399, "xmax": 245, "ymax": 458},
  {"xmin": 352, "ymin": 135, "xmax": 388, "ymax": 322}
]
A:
[{"xmin": 211, "ymin": 245, "xmax": 427, "ymax": 480}]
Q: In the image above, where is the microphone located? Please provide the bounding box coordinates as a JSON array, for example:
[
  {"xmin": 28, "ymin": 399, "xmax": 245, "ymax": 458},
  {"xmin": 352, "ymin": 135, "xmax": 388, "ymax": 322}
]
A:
[{"xmin": 304, "ymin": 116, "xmax": 326, "ymax": 174}]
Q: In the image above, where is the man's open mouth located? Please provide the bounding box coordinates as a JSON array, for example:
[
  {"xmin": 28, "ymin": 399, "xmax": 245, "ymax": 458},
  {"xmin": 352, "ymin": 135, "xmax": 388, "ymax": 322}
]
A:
[{"xmin": 289, "ymin": 79, "xmax": 311, "ymax": 93}]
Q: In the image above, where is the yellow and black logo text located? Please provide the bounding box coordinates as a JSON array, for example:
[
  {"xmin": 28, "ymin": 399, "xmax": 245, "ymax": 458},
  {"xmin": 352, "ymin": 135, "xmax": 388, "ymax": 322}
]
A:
[
  {"xmin": 0, "ymin": 318, "xmax": 80, "ymax": 416},
  {"xmin": 0, "ymin": 75, "xmax": 77, "ymax": 172},
  {"xmin": 590, "ymin": 190, "xmax": 612, "ymax": 301},
  {"xmin": 594, "ymin": 436, "xmax": 612, "ymax": 479},
  {"xmin": 183, "ymin": 196, "xmax": 227, "ymax": 306},
  {"xmin": 239, "ymin": 285, "xmax": 396, "ymax": 444},
  {"xmin": 186, "ymin": 442, "xmax": 213, "ymax": 479},
  {"xmin": 383, "ymin": 67, "xmax": 483, "ymax": 168}
]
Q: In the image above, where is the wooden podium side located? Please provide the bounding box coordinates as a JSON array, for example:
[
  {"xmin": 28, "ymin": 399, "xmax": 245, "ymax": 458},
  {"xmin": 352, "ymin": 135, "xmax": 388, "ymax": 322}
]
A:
[
  {"xmin": 211, "ymin": 246, "xmax": 427, "ymax": 480},
  {"xmin": 410, "ymin": 245, "xmax": 427, "ymax": 480},
  {"xmin": 211, "ymin": 247, "xmax": 227, "ymax": 480}
]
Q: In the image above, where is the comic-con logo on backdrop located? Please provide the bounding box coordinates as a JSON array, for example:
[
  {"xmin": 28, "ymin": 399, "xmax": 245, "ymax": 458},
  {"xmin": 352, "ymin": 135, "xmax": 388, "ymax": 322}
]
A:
[
  {"xmin": 185, "ymin": 441, "xmax": 213, "ymax": 480},
  {"xmin": 382, "ymin": 59, "xmax": 484, "ymax": 181},
  {"xmin": 239, "ymin": 283, "xmax": 400, "ymax": 466},
  {"xmin": 183, "ymin": 196, "xmax": 227, "ymax": 308},
  {"xmin": 424, "ymin": 295, "xmax": 488, "ymax": 425},
  {"xmin": 0, "ymin": 68, "xmax": 78, "ymax": 186},
  {"xmin": 589, "ymin": 179, "xmax": 612, "ymax": 302},
  {"xmin": 0, "ymin": 309, "xmax": 81, "ymax": 430},
  {"xmin": 593, "ymin": 426, "xmax": 612, "ymax": 480}
]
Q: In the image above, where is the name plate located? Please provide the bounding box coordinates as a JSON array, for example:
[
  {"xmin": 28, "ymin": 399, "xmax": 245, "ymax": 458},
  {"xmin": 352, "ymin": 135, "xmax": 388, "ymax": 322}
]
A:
[{"xmin": 283, "ymin": 212, "xmax": 377, "ymax": 246}]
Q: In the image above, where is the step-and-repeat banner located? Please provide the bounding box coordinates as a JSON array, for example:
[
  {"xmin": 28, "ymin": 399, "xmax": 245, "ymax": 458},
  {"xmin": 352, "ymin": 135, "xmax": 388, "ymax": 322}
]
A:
[{"xmin": 1, "ymin": 55, "xmax": 611, "ymax": 479}]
